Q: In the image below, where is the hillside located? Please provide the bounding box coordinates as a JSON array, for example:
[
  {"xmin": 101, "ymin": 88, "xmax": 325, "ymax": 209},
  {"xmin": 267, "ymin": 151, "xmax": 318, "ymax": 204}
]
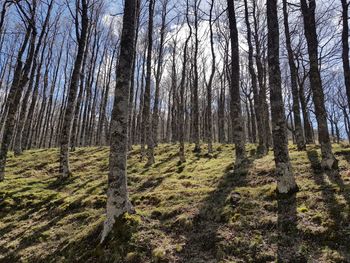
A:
[{"xmin": 0, "ymin": 144, "xmax": 350, "ymax": 262}]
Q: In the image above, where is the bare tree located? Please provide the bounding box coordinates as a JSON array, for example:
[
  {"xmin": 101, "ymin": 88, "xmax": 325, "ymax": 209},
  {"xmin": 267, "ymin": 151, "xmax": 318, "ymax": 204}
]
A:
[
  {"xmin": 0, "ymin": 1, "xmax": 36, "ymax": 181},
  {"xmin": 141, "ymin": 0, "xmax": 155, "ymax": 166},
  {"xmin": 340, "ymin": 0, "xmax": 350, "ymax": 110},
  {"xmin": 267, "ymin": 0, "xmax": 298, "ymax": 194},
  {"xmin": 282, "ymin": 0, "xmax": 305, "ymax": 151},
  {"xmin": 101, "ymin": 0, "xmax": 138, "ymax": 243},
  {"xmin": 243, "ymin": 0, "xmax": 267, "ymax": 155},
  {"xmin": 227, "ymin": 0, "xmax": 246, "ymax": 165},
  {"xmin": 300, "ymin": 0, "xmax": 338, "ymax": 169},
  {"xmin": 59, "ymin": 0, "xmax": 89, "ymax": 178}
]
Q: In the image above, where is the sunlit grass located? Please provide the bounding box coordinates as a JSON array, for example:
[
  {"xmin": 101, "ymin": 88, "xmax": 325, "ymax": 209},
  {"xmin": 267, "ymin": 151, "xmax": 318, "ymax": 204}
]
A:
[{"xmin": 0, "ymin": 143, "xmax": 350, "ymax": 262}]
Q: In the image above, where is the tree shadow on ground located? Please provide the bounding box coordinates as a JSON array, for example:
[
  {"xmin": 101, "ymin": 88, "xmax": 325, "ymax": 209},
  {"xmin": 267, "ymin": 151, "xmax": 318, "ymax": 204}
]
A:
[
  {"xmin": 177, "ymin": 157, "xmax": 253, "ymax": 262},
  {"xmin": 136, "ymin": 176, "xmax": 165, "ymax": 192},
  {"xmin": 277, "ymin": 192, "xmax": 301, "ymax": 262},
  {"xmin": 306, "ymin": 150, "xmax": 350, "ymax": 259},
  {"xmin": 334, "ymin": 149, "xmax": 350, "ymax": 164}
]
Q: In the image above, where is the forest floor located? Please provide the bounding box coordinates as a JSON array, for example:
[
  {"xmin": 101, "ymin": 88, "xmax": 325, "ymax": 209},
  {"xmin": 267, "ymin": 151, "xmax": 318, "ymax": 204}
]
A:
[{"xmin": 0, "ymin": 143, "xmax": 350, "ymax": 262}]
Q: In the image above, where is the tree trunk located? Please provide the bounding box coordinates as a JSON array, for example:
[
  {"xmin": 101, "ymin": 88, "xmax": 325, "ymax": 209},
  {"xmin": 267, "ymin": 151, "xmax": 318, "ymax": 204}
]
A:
[
  {"xmin": 282, "ymin": 0, "xmax": 306, "ymax": 151},
  {"xmin": 59, "ymin": 0, "xmax": 89, "ymax": 178},
  {"xmin": 267, "ymin": 0, "xmax": 298, "ymax": 194},
  {"xmin": 300, "ymin": 0, "xmax": 338, "ymax": 170},
  {"xmin": 252, "ymin": 0, "xmax": 271, "ymax": 151},
  {"xmin": 341, "ymin": 0, "xmax": 350, "ymax": 110},
  {"xmin": 101, "ymin": 0, "xmax": 137, "ymax": 243},
  {"xmin": 192, "ymin": 0, "xmax": 201, "ymax": 153},
  {"xmin": 206, "ymin": 0, "xmax": 215, "ymax": 154},
  {"xmin": 152, "ymin": 0, "xmax": 168, "ymax": 148},
  {"xmin": 13, "ymin": 0, "xmax": 53, "ymax": 155},
  {"xmin": 0, "ymin": 18, "xmax": 35, "ymax": 180},
  {"xmin": 244, "ymin": 0, "xmax": 267, "ymax": 155},
  {"xmin": 227, "ymin": 0, "xmax": 246, "ymax": 165},
  {"xmin": 142, "ymin": 0, "xmax": 155, "ymax": 166}
]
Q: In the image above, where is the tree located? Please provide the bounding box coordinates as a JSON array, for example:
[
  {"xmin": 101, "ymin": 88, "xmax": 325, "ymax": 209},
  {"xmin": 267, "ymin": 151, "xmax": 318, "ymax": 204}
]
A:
[
  {"xmin": 101, "ymin": 0, "xmax": 138, "ymax": 243},
  {"xmin": 178, "ymin": 0, "xmax": 193, "ymax": 163},
  {"xmin": 300, "ymin": 0, "xmax": 338, "ymax": 169},
  {"xmin": 13, "ymin": 0, "xmax": 54, "ymax": 156},
  {"xmin": 192, "ymin": 0, "xmax": 201, "ymax": 153},
  {"xmin": 252, "ymin": 0, "xmax": 271, "ymax": 150},
  {"xmin": 205, "ymin": 0, "xmax": 215, "ymax": 154},
  {"xmin": 152, "ymin": 0, "xmax": 169, "ymax": 147},
  {"xmin": 282, "ymin": 0, "xmax": 306, "ymax": 151},
  {"xmin": 59, "ymin": 0, "xmax": 89, "ymax": 178},
  {"xmin": 227, "ymin": 0, "xmax": 246, "ymax": 165},
  {"xmin": 141, "ymin": 0, "xmax": 155, "ymax": 166},
  {"xmin": 340, "ymin": 0, "xmax": 350, "ymax": 110},
  {"xmin": 243, "ymin": 0, "xmax": 267, "ymax": 155},
  {"xmin": 267, "ymin": 0, "xmax": 298, "ymax": 194},
  {"xmin": 0, "ymin": 1, "xmax": 36, "ymax": 181}
]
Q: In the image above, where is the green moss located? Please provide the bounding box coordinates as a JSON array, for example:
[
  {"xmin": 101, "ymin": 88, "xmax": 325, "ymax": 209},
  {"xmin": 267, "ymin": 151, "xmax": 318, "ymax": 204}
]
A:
[
  {"xmin": 172, "ymin": 214, "xmax": 193, "ymax": 230},
  {"xmin": 125, "ymin": 252, "xmax": 141, "ymax": 263},
  {"xmin": 297, "ymin": 204, "xmax": 309, "ymax": 213},
  {"xmin": 1, "ymin": 143, "xmax": 350, "ymax": 262},
  {"xmin": 152, "ymin": 247, "xmax": 167, "ymax": 263}
]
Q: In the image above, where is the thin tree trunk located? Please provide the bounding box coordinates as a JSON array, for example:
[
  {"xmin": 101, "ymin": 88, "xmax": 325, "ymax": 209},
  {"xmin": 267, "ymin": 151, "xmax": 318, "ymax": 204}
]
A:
[
  {"xmin": 193, "ymin": 0, "xmax": 201, "ymax": 153},
  {"xmin": 341, "ymin": 0, "xmax": 350, "ymax": 110},
  {"xmin": 227, "ymin": 0, "xmax": 246, "ymax": 165},
  {"xmin": 13, "ymin": 0, "xmax": 53, "ymax": 155},
  {"xmin": 59, "ymin": 0, "xmax": 89, "ymax": 178},
  {"xmin": 244, "ymin": 0, "xmax": 266, "ymax": 155},
  {"xmin": 0, "ymin": 16, "xmax": 35, "ymax": 180},
  {"xmin": 300, "ymin": 0, "xmax": 338, "ymax": 169},
  {"xmin": 282, "ymin": 0, "xmax": 306, "ymax": 151},
  {"xmin": 206, "ymin": 0, "xmax": 215, "ymax": 154},
  {"xmin": 152, "ymin": 0, "xmax": 168, "ymax": 148},
  {"xmin": 142, "ymin": 0, "xmax": 155, "ymax": 166}
]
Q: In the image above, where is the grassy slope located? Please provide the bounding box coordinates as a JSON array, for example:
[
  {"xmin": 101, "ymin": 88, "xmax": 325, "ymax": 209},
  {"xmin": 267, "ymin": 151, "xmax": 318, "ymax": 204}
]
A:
[{"xmin": 0, "ymin": 143, "xmax": 350, "ymax": 262}]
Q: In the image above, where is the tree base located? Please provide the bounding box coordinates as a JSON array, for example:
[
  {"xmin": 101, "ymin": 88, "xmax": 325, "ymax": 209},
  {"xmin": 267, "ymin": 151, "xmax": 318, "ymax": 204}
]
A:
[
  {"xmin": 296, "ymin": 144, "xmax": 307, "ymax": 151},
  {"xmin": 193, "ymin": 144, "xmax": 201, "ymax": 153},
  {"xmin": 13, "ymin": 150, "xmax": 23, "ymax": 157},
  {"xmin": 276, "ymin": 184, "xmax": 299, "ymax": 198},
  {"xmin": 178, "ymin": 155, "xmax": 186, "ymax": 164},
  {"xmin": 101, "ymin": 201, "xmax": 135, "ymax": 244},
  {"xmin": 59, "ymin": 167, "xmax": 72, "ymax": 180},
  {"xmin": 145, "ymin": 159, "xmax": 155, "ymax": 167},
  {"xmin": 321, "ymin": 156, "xmax": 339, "ymax": 170},
  {"xmin": 234, "ymin": 156, "xmax": 247, "ymax": 168},
  {"xmin": 256, "ymin": 144, "xmax": 268, "ymax": 156}
]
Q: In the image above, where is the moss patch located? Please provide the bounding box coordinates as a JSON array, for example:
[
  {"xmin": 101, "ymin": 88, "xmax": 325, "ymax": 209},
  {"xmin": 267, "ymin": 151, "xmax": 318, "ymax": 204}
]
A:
[{"xmin": 0, "ymin": 143, "xmax": 350, "ymax": 262}]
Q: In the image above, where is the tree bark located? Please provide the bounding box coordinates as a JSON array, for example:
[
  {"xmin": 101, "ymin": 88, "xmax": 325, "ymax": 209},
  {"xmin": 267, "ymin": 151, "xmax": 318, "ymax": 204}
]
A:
[
  {"xmin": 0, "ymin": 13, "xmax": 35, "ymax": 180},
  {"xmin": 282, "ymin": 0, "xmax": 306, "ymax": 151},
  {"xmin": 59, "ymin": 0, "xmax": 89, "ymax": 178},
  {"xmin": 267, "ymin": 0, "xmax": 298, "ymax": 194},
  {"xmin": 227, "ymin": 0, "xmax": 246, "ymax": 165},
  {"xmin": 252, "ymin": 0, "xmax": 271, "ymax": 150},
  {"xmin": 141, "ymin": 0, "xmax": 155, "ymax": 166},
  {"xmin": 101, "ymin": 0, "xmax": 137, "ymax": 243},
  {"xmin": 13, "ymin": 0, "xmax": 53, "ymax": 155},
  {"xmin": 341, "ymin": 0, "xmax": 350, "ymax": 110},
  {"xmin": 243, "ymin": 0, "xmax": 267, "ymax": 155},
  {"xmin": 152, "ymin": 0, "xmax": 168, "ymax": 148},
  {"xmin": 300, "ymin": 0, "xmax": 338, "ymax": 169},
  {"xmin": 178, "ymin": 0, "xmax": 193, "ymax": 163},
  {"xmin": 206, "ymin": 0, "xmax": 215, "ymax": 154},
  {"xmin": 192, "ymin": 0, "xmax": 201, "ymax": 153}
]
